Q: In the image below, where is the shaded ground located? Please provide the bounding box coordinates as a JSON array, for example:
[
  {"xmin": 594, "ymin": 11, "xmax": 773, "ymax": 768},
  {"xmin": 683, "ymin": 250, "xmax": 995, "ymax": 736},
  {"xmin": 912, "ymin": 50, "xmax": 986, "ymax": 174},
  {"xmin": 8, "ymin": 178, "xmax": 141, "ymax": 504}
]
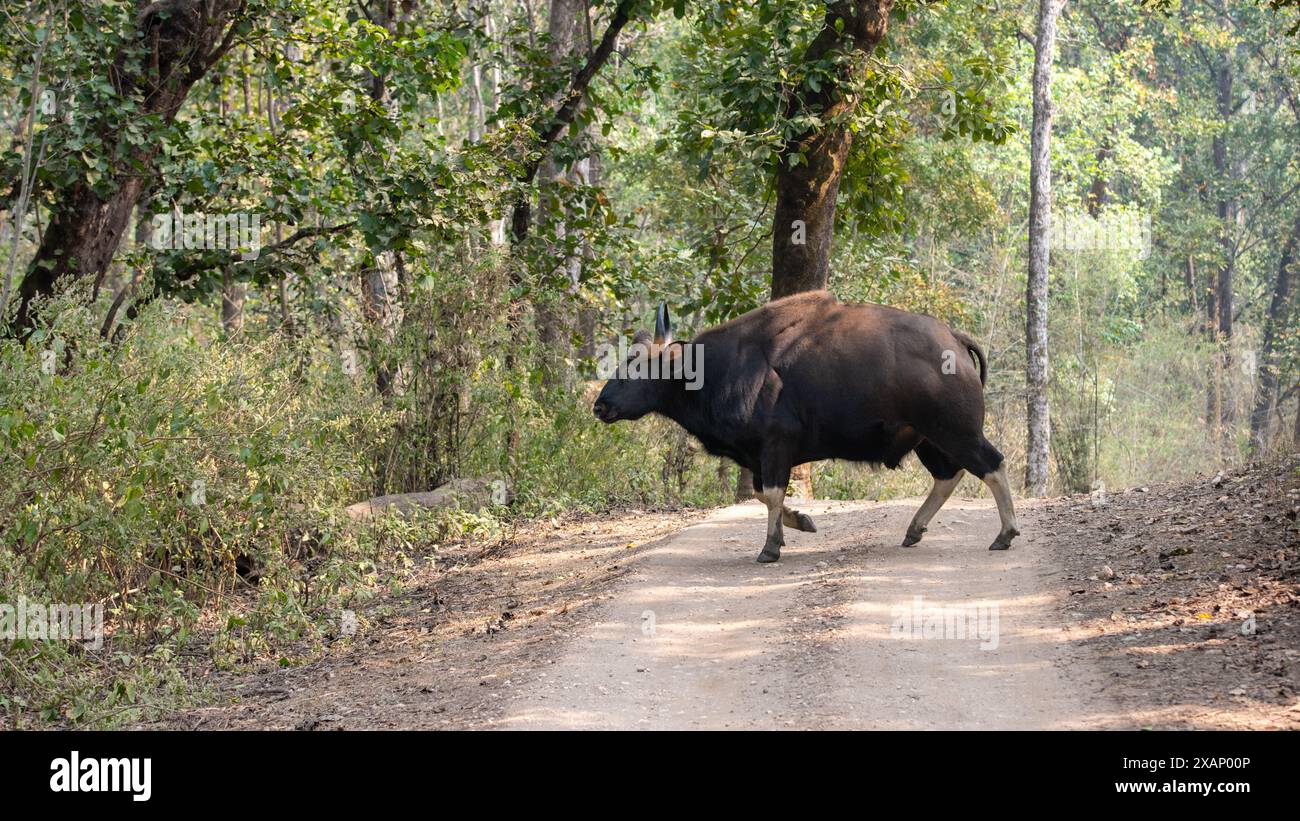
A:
[
  {"xmin": 144, "ymin": 507, "xmax": 709, "ymax": 729},
  {"xmin": 1036, "ymin": 457, "xmax": 1300, "ymax": 729},
  {"xmin": 145, "ymin": 459, "xmax": 1300, "ymax": 730}
]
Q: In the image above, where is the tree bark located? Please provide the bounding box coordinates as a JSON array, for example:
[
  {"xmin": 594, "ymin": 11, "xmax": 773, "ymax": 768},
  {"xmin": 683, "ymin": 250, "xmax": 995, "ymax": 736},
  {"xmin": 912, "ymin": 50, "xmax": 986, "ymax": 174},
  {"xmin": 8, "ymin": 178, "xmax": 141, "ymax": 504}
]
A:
[
  {"xmin": 1294, "ymin": 388, "xmax": 1300, "ymax": 450},
  {"xmin": 1248, "ymin": 216, "xmax": 1299, "ymax": 456},
  {"xmin": 1025, "ymin": 0, "xmax": 1066, "ymax": 498},
  {"xmin": 221, "ymin": 269, "xmax": 246, "ymax": 334},
  {"xmin": 1206, "ymin": 0, "xmax": 1238, "ymax": 452},
  {"xmin": 8, "ymin": 0, "xmax": 246, "ymax": 337},
  {"xmin": 467, "ymin": 0, "xmax": 487, "ymax": 145},
  {"xmin": 534, "ymin": 0, "xmax": 588, "ymax": 385},
  {"xmin": 768, "ymin": 1, "xmax": 896, "ymax": 499},
  {"xmin": 575, "ymin": 153, "xmax": 600, "ymax": 360},
  {"xmin": 1, "ymin": 31, "xmax": 48, "ymax": 325},
  {"xmin": 361, "ymin": 252, "xmax": 402, "ymax": 394},
  {"xmin": 769, "ymin": 0, "xmax": 895, "ymax": 299},
  {"xmin": 1086, "ymin": 143, "xmax": 1111, "ymax": 217},
  {"xmin": 736, "ymin": 465, "xmax": 754, "ymax": 502}
]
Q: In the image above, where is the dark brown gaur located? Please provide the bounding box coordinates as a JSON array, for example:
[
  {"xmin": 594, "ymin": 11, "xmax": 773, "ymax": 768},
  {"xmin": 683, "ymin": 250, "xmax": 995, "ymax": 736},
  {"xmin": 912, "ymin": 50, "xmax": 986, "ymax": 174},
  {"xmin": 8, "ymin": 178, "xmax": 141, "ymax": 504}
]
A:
[{"xmin": 592, "ymin": 291, "xmax": 1019, "ymax": 563}]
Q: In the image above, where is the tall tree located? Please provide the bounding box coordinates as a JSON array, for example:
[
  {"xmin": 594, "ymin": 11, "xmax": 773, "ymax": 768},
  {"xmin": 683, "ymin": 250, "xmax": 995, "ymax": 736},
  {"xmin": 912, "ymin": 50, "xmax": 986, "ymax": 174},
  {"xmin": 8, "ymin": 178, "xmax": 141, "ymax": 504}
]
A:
[
  {"xmin": 769, "ymin": 0, "xmax": 896, "ymax": 299},
  {"xmin": 1249, "ymin": 215, "xmax": 1299, "ymax": 455},
  {"xmin": 1025, "ymin": 0, "xmax": 1067, "ymax": 497},
  {"xmin": 1206, "ymin": 0, "xmax": 1240, "ymax": 450},
  {"xmin": 508, "ymin": 0, "xmax": 638, "ymax": 245},
  {"xmin": 359, "ymin": 0, "xmax": 409, "ymax": 397},
  {"xmin": 762, "ymin": 1, "xmax": 897, "ymax": 499},
  {"xmin": 8, "ymin": 0, "xmax": 248, "ymax": 337},
  {"xmin": 535, "ymin": 0, "xmax": 589, "ymax": 384}
]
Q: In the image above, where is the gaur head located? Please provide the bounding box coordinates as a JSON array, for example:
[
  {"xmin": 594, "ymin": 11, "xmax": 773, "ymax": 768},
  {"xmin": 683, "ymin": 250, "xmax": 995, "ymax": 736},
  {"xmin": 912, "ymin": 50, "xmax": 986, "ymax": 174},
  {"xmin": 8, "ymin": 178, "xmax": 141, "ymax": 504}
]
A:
[{"xmin": 593, "ymin": 303, "xmax": 692, "ymax": 423}]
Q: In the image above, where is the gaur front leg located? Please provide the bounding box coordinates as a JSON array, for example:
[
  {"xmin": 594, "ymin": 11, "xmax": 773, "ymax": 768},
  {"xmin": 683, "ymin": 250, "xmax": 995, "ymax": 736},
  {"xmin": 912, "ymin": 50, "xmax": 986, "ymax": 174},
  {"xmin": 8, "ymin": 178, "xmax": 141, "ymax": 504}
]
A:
[
  {"xmin": 756, "ymin": 449, "xmax": 793, "ymax": 563},
  {"xmin": 756, "ymin": 486, "xmax": 786, "ymax": 562}
]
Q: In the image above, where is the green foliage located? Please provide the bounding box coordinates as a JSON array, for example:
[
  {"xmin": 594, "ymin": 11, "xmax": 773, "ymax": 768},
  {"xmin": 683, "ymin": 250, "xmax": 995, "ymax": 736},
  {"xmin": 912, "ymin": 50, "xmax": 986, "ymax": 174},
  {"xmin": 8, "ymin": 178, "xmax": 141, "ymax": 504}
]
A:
[
  {"xmin": 4, "ymin": 0, "xmax": 1300, "ymax": 728},
  {"xmin": 0, "ymin": 294, "xmax": 389, "ymax": 725}
]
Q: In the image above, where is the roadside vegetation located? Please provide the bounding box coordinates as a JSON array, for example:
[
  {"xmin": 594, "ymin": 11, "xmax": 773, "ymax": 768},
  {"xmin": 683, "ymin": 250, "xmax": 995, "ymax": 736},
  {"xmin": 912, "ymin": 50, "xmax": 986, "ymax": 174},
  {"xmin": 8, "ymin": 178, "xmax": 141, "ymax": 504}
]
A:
[{"xmin": 1, "ymin": 0, "xmax": 1297, "ymax": 726}]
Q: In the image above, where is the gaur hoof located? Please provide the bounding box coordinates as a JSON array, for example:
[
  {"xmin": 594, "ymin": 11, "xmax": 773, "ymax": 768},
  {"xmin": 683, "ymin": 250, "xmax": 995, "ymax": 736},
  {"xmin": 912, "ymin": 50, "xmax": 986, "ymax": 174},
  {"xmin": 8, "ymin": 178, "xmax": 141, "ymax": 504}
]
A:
[
  {"xmin": 989, "ymin": 529, "xmax": 1019, "ymax": 551},
  {"xmin": 795, "ymin": 513, "xmax": 817, "ymax": 533},
  {"xmin": 902, "ymin": 526, "xmax": 925, "ymax": 547},
  {"xmin": 756, "ymin": 549, "xmax": 781, "ymax": 563}
]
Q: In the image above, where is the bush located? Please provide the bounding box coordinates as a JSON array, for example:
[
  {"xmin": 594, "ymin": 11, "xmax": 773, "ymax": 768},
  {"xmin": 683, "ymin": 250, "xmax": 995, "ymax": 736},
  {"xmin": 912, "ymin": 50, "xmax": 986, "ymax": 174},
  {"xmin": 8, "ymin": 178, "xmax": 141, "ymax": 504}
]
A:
[
  {"xmin": 0, "ymin": 281, "xmax": 734, "ymax": 726},
  {"xmin": 0, "ymin": 296, "xmax": 386, "ymax": 726}
]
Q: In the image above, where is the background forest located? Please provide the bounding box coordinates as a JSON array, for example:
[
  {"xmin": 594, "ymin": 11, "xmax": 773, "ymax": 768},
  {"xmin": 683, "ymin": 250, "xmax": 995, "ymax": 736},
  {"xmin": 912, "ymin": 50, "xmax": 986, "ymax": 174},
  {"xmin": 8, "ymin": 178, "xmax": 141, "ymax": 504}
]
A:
[{"xmin": 1, "ymin": 0, "xmax": 1297, "ymax": 725}]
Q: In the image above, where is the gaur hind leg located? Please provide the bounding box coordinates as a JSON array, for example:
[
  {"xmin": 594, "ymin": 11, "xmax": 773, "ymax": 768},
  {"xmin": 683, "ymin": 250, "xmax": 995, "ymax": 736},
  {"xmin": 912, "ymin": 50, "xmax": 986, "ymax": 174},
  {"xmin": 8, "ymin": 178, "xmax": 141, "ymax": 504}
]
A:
[
  {"xmin": 980, "ymin": 455, "xmax": 1020, "ymax": 550},
  {"xmin": 782, "ymin": 504, "xmax": 817, "ymax": 533},
  {"xmin": 903, "ymin": 441, "xmax": 965, "ymax": 547},
  {"xmin": 963, "ymin": 437, "xmax": 1019, "ymax": 549},
  {"xmin": 755, "ymin": 448, "xmax": 794, "ymax": 563},
  {"xmin": 925, "ymin": 432, "xmax": 1020, "ymax": 550}
]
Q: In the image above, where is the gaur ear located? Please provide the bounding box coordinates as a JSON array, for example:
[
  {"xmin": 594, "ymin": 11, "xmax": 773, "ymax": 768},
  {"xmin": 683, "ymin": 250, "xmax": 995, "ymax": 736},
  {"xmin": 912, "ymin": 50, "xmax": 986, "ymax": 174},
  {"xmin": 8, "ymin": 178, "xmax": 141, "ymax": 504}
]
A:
[
  {"xmin": 631, "ymin": 329, "xmax": 652, "ymax": 347},
  {"xmin": 654, "ymin": 302, "xmax": 672, "ymax": 346}
]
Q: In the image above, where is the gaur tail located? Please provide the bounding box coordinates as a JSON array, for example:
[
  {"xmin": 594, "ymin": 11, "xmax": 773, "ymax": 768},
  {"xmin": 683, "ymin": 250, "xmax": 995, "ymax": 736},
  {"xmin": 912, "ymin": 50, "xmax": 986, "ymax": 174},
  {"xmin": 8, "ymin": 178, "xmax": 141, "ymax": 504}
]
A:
[{"xmin": 954, "ymin": 331, "xmax": 987, "ymax": 386}]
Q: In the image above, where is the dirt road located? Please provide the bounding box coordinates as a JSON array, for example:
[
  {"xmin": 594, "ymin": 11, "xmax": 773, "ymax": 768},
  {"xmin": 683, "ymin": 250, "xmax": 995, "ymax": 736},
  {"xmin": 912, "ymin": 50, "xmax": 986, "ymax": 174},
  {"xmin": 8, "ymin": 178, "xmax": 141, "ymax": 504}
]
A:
[
  {"xmin": 496, "ymin": 497, "xmax": 1114, "ymax": 730},
  {"xmin": 155, "ymin": 460, "xmax": 1298, "ymax": 731}
]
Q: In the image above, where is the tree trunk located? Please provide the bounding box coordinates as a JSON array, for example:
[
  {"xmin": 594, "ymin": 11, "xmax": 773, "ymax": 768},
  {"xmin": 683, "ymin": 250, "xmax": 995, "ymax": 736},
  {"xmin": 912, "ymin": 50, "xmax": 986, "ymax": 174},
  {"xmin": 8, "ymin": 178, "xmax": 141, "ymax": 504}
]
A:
[
  {"xmin": 360, "ymin": 0, "xmax": 406, "ymax": 397},
  {"xmin": 534, "ymin": 0, "xmax": 588, "ymax": 386},
  {"xmin": 771, "ymin": 128, "xmax": 853, "ymax": 298},
  {"xmin": 1, "ymin": 32, "xmax": 48, "ymax": 325},
  {"xmin": 508, "ymin": 0, "xmax": 635, "ymax": 246},
  {"xmin": 481, "ymin": 3, "xmax": 508, "ymax": 246},
  {"xmin": 1294, "ymin": 390, "xmax": 1300, "ymax": 450},
  {"xmin": 1206, "ymin": 0, "xmax": 1238, "ymax": 453},
  {"xmin": 221, "ymin": 270, "xmax": 246, "ymax": 334},
  {"xmin": 769, "ymin": 0, "xmax": 895, "ymax": 298},
  {"xmin": 467, "ymin": 0, "xmax": 487, "ymax": 144},
  {"xmin": 1248, "ymin": 216, "xmax": 1299, "ymax": 456},
  {"xmin": 736, "ymin": 466, "xmax": 753, "ymax": 502},
  {"xmin": 1086, "ymin": 143, "xmax": 1111, "ymax": 217},
  {"xmin": 575, "ymin": 154, "xmax": 600, "ymax": 361},
  {"xmin": 1025, "ymin": 0, "xmax": 1067, "ymax": 498},
  {"xmin": 770, "ymin": 1, "xmax": 895, "ymax": 500},
  {"xmin": 8, "ymin": 0, "xmax": 246, "ymax": 337}
]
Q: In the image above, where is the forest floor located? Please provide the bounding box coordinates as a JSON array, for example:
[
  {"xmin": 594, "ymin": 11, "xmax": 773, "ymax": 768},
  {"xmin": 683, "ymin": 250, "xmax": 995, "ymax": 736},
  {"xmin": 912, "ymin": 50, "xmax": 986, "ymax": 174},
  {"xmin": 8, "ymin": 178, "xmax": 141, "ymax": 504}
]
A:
[{"xmin": 142, "ymin": 458, "xmax": 1300, "ymax": 730}]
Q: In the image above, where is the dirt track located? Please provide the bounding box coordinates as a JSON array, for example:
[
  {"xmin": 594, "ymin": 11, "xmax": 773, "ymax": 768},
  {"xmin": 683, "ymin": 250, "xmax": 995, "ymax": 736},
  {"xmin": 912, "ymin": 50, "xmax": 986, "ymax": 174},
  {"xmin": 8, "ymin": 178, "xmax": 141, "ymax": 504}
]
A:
[
  {"xmin": 150, "ymin": 461, "xmax": 1299, "ymax": 731},
  {"xmin": 496, "ymin": 497, "xmax": 1115, "ymax": 729}
]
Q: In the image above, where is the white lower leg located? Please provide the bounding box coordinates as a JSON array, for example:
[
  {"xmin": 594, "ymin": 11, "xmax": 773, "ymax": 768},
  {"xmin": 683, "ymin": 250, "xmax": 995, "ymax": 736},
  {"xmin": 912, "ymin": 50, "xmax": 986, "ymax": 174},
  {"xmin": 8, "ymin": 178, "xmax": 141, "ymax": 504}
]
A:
[
  {"xmin": 905, "ymin": 471, "xmax": 965, "ymax": 543},
  {"xmin": 758, "ymin": 486, "xmax": 785, "ymax": 557},
  {"xmin": 760, "ymin": 487, "xmax": 784, "ymax": 538},
  {"xmin": 981, "ymin": 464, "xmax": 1020, "ymax": 546}
]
